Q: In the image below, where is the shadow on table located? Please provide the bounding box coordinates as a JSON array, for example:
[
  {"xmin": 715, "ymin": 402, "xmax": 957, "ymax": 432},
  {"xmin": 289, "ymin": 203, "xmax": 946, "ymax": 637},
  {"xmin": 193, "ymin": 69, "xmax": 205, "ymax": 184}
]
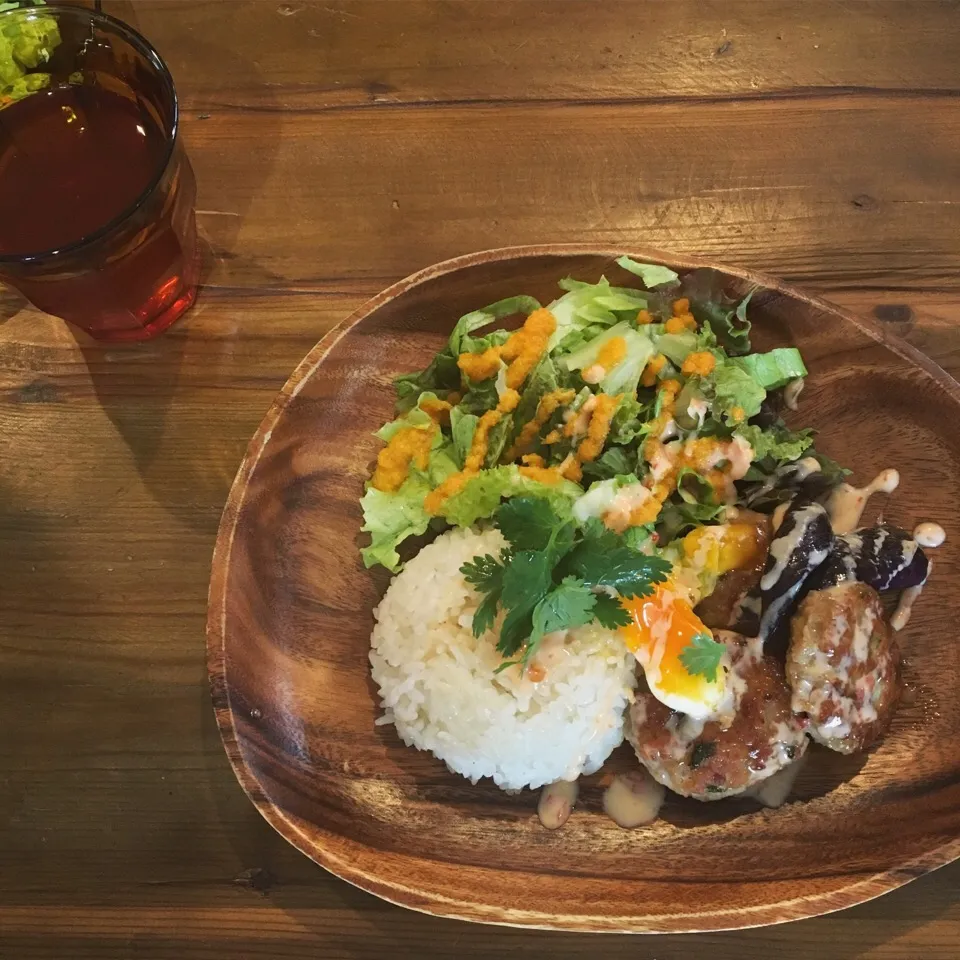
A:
[
  {"xmin": 71, "ymin": 13, "xmax": 283, "ymax": 532},
  {"xmin": 0, "ymin": 287, "xmax": 28, "ymax": 327}
]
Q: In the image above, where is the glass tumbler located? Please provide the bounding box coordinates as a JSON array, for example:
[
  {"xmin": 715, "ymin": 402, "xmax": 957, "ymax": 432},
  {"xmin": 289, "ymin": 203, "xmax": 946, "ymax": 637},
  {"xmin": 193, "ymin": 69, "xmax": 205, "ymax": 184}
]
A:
[{"xmin": 0, "ymin": 4, "xmax": 199, "ymax": 342}]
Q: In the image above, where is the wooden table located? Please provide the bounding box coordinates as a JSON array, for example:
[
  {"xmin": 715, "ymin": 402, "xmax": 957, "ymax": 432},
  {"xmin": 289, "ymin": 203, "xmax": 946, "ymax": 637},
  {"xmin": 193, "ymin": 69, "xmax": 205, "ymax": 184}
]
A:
[{"xmin": 1, "ymin": 2, "xmax": 958, "ymax": 956}]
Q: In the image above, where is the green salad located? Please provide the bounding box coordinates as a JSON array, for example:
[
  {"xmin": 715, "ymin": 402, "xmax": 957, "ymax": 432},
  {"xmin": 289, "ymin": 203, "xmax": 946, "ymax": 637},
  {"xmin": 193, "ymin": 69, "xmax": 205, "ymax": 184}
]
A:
[
  {"xmin": 360, "ymin": 257, "xmax": 842, "ymax": 671},
  {"xmin": 0, "ymin": 0, "xmax": 59, "ymax": 106}
]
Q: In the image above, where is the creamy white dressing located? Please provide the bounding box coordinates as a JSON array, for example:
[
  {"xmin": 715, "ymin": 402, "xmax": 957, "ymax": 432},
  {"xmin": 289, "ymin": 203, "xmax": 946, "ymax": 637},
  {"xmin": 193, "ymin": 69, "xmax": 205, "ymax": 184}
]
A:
[
  {"xmin": 827, "ymin": 468, "xmax": 899, "ymax": 534},
  {"xmin": 794, "ymin": 456, "xmax": 821, "ymax": 480},
  {"xmin": 913, "ymin": 522, "xmax": 946, "ymax": 549},
  {"xmin": 649, "ymin": 440, "xmax": 680, "ymax": 483},
  {"xmin": 772, "ymin": 501, "xmax": 791, "ymax": 534},
  {"xmin": 783, "ymin": 378, "xmax": 805, "ymax": 411},
  {"xmin": 601, "ymin": 482, "xmax": 654, "ymax": 533},
  {"xmin": 659, "ymin": 418, "xmax": 680, "ymax": 443},
  {"xmin": 761, "ymin": 504, "xmax": 819, "ymax": 592},
  {"xmin": 602, "ymin": 771, "xmax": 666, "ymax": 828},
  {"xmin": 892, "ymin": 582, "xmax": 925, "ymax": 632},
  {"xmin": 537, "ymin": 780, "xmax": 578, "ymax": 830},
  {"xmin": 687, "ymin": 395, "xmax": 709, "ymax": 429},
  {"xmin": 850, "ymin": 606, "xmax": 876, "ymax": 663},
  {"xmin": 752, "ymin": 752, "xmax": 808, "ymax": 809},
  {"xmin": 563, "ymin": 395, "xmax": 597, "ymax": 438},
  {"xmin": 581, "ymin": 363, "xmax": 606, "ymax": 385}
]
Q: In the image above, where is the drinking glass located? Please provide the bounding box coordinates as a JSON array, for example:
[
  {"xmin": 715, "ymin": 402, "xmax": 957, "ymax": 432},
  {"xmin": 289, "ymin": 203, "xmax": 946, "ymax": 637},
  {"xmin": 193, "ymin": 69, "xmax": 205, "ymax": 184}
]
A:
[{"xmin": 0, "ymin": 4, "xmax": 199, "ymax": 342}]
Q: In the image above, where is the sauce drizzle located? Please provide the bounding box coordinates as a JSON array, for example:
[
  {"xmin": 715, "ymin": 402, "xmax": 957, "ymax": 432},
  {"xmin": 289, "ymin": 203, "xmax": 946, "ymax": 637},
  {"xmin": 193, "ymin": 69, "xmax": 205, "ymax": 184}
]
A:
[
  {"xmin": 602, "ymin": 771, "xmax": 666, "ymax": 828},
  {"xmin": 913, "ymin": 522, "xmax": 946, "ymax": 549},
  {"xmin": 827, "ymin": 468, "xmax": 899, "ymax": 534},
  {"xmin": 537, "ymin": 780, "xmax": 578, "ymax": 830}
]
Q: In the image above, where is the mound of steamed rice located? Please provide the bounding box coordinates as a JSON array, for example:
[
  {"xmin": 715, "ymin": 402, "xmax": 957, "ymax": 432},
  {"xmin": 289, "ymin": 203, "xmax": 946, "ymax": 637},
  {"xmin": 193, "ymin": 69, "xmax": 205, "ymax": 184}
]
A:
[{"xmin": 369, "ymin": 526, "xmax": 636, "ymax": 791}]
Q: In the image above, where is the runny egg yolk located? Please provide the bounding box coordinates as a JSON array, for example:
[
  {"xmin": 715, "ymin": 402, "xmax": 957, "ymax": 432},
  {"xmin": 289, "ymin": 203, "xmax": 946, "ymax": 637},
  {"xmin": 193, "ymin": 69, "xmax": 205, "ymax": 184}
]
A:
[
  {"xmin": 621, "ymin": 585, "xmax": 728, "ymax": 720},
  {"xmin": 682, "ymin": 522, "xmax": 766, "ymax": 578},
  {"xmin": 619, "ymin": 523, "xmax": 762, "ymax": 719}
]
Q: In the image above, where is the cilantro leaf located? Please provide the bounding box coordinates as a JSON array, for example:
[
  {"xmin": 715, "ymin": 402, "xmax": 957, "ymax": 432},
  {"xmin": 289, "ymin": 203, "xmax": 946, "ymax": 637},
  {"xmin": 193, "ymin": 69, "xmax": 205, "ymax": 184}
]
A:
[
  {"xmin": 461, "ymin": 553, "xmax": 507, "ymax": 639},
  {"xmin": 592, "ymin": 593, "xmax": 632, "ymax": 629},
  {"xmin": 471, "ymin": 591, "xmax": 501, "ymax": 639},
  {"xmin": 497, "ymin": 550, "xmax": 554, "ymax": 657},
  {"xmin": 500, "ymin": 550, "xmax": 552, "ymax": 611},
  {"xmin": 460, "ymin": 553, "xmax": 504, "ymax": 592},
  {"xmin": 530, "ymin": 577, "xmax": 597, "ymax": 643},
  {"xmin": 678, "ymin": 632, "xmax": 725, "ymax": 682},
  {"xmin": 564, "ymin": 541, "xmax": 671, "ymax": 598},
  {"xmin": 496, "ymin": 496, "xmax": 563, "ymax": 552}
]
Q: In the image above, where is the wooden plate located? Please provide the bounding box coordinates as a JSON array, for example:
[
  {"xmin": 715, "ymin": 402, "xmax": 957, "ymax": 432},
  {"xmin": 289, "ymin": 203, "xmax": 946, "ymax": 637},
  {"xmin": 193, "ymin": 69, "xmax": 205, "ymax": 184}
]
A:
[{"xmin": 207, "ymin": 246, "xmax": 960, "ymax": 933}]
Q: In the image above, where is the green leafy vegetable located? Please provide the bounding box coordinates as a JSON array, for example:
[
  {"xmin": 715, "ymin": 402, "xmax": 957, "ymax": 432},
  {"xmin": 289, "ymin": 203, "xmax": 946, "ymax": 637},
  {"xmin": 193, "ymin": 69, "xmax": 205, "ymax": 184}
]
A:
[
  {"xmin": 564, "ymin": 536, "xmax": 670, "ymax": 598},
  {"xmin": 682, "ymin": 275, "xmax": 755, "ymax": 356},
  {"xmin": 530, "ymin": 577, "xmax": 597, "ymax": 643},
  {"xmin": 393, "ymin": 351, "xmax": 460, "ymax": 412},
  {"xmin": 733, "ymin": 348, "xmax": 807, "ymax": 391},
  {"xmin": 712, "ymin": 360, "xmax": 767, "ymax": 419},
  {"xmin": 547, "ymin": 275, "xmax": 652, "ymax": 351},
  {"xmin": 656, "ymin": 330, "xmax": 699, "ymax": 366},
  {"xmin": 449, "ymin": 295, "xmax": 541, "ymax": 355},
  {"xmin": 462, "ymin": 496, "xmax": 671, "ymax": 665},
  {"xmin": 0, "ymin": 0, "xmax": 58, "ymax": 101},
  {"xmin": 592, "ymin": 592, "xmax": 633, "ymax": 629},
  {"xmin": 359, "ymin": 439, "xmax": 458, "ymax": 571},
  {"xmin": 560, "ymin": 320, "xmax": 656, "ymax": 396},
  {"xmin": 678, "ymin": 632, "xmax": 726, "ymax": 681},
  {"xmin": 449, "ymin": 405, "xmax": 478, "ymax": 468},
  {"xmin": 461, "ymin": 553, "xmax": 506, "ymax": 638},
  {"xmin": 497, "ymin": 495, "xmax": 570, "ymax": 552},
  {"xmin": 616, "ymin": 256, "xmax": 680, "ymax": 289},
  {"xmin": 437, "ymin": 465, "xmax": 582, "ymax": 528},
  {"xmin": 736, "ymin": 423, "xmax": 814, "ymax": 464},
  {"xmin": 581, "ymin": 446, "xmax": 636, "ymax": 481}
]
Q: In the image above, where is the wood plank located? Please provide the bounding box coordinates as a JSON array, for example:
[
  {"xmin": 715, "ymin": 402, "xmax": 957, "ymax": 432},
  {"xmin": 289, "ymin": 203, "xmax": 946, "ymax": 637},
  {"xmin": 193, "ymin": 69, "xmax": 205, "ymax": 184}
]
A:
[
  {"xmin": 171, "ymin": 98, "xmax": 960, "ymax": 293},
  {"xmin": 117, "ymin": 1, "xmax": 960, "ymax": 111}
]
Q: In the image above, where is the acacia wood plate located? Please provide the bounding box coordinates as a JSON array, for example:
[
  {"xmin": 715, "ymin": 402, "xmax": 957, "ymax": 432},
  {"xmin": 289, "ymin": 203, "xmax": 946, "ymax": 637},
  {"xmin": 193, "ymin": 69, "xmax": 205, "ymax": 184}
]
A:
[{"xmin": 207, "ymin": 246, "xmax": 960, "ymax": 933}]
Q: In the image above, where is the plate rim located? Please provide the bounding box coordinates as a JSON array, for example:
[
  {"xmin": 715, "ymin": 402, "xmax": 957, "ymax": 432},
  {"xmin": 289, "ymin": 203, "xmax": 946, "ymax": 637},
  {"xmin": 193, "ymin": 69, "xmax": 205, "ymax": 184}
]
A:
[{"xmin": 206, "ymin": 243, "xmax": 960, "ymax": 933}]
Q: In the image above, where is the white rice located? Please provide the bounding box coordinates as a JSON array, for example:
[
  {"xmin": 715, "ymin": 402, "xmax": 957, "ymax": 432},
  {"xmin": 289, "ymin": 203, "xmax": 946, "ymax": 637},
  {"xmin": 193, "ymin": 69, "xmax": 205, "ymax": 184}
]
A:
[{"xmin": 369, "ymin": 526, "xmax": 636, "ymax": 791}]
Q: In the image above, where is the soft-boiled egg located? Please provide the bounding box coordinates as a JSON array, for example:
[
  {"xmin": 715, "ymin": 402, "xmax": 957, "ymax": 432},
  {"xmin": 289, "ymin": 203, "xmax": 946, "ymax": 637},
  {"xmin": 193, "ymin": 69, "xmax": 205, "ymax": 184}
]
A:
[
  {"xmin": 620, "ymin": 522, "xmax": 765, "ymax": 719},
  {"xmin": 621, "ymin": 584, "xmax": 729, "ymax": 719}
]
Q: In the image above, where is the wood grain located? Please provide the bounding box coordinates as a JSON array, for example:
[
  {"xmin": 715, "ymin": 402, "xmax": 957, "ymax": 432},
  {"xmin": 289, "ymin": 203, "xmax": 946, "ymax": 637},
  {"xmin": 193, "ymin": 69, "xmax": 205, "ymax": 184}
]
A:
[
  {"xmin": 209, "ymin": 246, "xmax": 960, "ymax": 932},
  {"xmin": 1, "ymin": 0, "xmax": 959, "ymax": 955}
]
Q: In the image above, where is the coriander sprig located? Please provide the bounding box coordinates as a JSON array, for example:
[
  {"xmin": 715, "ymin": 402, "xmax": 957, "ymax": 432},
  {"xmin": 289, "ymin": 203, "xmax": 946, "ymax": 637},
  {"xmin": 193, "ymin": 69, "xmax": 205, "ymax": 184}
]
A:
[{"xmin": 461, "ymin": 496, "xmax": 671, "ymax": 669}]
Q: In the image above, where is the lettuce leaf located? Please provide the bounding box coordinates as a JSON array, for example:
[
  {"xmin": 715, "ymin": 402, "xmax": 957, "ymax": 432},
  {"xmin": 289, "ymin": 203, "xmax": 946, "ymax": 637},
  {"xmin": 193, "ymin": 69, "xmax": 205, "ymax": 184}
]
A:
[
  {"xmin": 616, "ymin": 256, "xmax": 679, "ymax": 289},
  {"xmin": 510, "ymin": 354, "xmax": 563, "ymax": 442},
  {"xmin": 733, "ymin": 348, "xmax": 807, "ymax": 391},
  {"xmin": 655, "ymin": 330, "xmax": 698, "ymax": 366},
  {"xmin": 581, "ymin": 446, "xmax": 636, "ymax": 481},
  {"xmin": 679, "ymin": 270, "xmax": 755, "ymax": 356},
  {"xmin": 735, "ymin": 423, "xmax": 814, "ymax": 464},
  {"xmin": 375, "ymin": 393, "xmax": 439, "ymax": 442},
  {"xmin": 450, "ymin": 405, "xmax": 478, "ymax": 468},
  {"xmin": 559, "ymin": 320, "xmax": 656, "ymax": 396},
  {"xmin": 438, "ymin": 465, "xmax": 582, "ymax": 528},
  {"xmin": 712, "ymin": 360, "xmax": 766, "ymax": 419},
  {"xmin": 360, "ymin": 444, "xmax": 459, "ymax": 571},
  {"xmin": 449, "ymin": 295, "xmax": 540, "ymax": 355},
  {"xmin": 393, "ymin": 350, "xmax": 460, "ymax": 412},
  {"xmin": 547, "ymin": 276, "xmax": 647, "ymax": 351},
  {"xmin": 572, "ymin": 474, "xmax": 641, "ymax": 524}
]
